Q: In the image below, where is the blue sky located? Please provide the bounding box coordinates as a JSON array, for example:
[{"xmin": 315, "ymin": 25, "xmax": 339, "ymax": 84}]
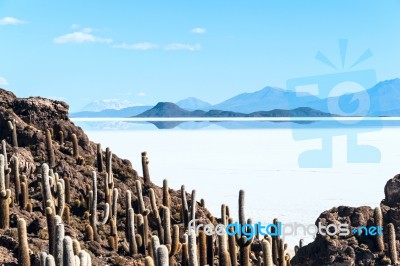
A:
[{"xmin": 0, "ymin": 1, "xmax": 399, "ymax": 111}]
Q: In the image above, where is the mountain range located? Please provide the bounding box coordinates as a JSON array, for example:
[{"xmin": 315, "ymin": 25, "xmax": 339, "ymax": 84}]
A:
[{"xmin": 71, "ymin": 78, "xmax": 400, "ymax": 117}]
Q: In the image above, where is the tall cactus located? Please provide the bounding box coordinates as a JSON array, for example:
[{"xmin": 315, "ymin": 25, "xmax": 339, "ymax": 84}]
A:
[
  {"xmin": 1, "ymin": 140, "xmax": 10, "ymax": 189},
  {"xmin": 128, "ymin": 207, "xmax": 138, "ymax": 255},
  {"xmin": 141, "ymin": 152, "xmax": 151, "ymax": 188},
  {"xmin": 236, "ymin": 190, "xmax": 253, "ymax": 266},
  {"xmin": 8, "ymin": 119, "xmax": 18, "ymax": 148},
  {"xmin": 388, "ymin": 223, "xmax": 398, "ymax": 264},
  {"xmin": 41, "ymin": 164, "xmax": 54, "ymax": 213},
  {"xmin": 157, "ymin": 245, "xmax": 169, "ymax": 266},
  {"xmin": 0, "ymin": 154, "xmax": 11, "ymax": 229},
  {"xmin": 90, "ymin": 171, "xmax": 110, "ymax": 241},
  {"xmin": 162, "ymin": 179, "xmax": 170, "ymax": 209},
  {"xmin": 63, "ymin": 236, "xmax": 75, "ymax": 266},
  {"xmin": 46, "ymin": 129, "xmax": 55, "ymax": 168},
  {"xmin": 96, "ymin": 143, "xmax": 103, "ymax": 172},
  {"xmin": 18, "ymin": 218, "xmax": 30, "ymax": 266},
  {"xmin": 149, "ymin": 188, "xmax": 163, "ymax": 243},
  {"xmin": 188, "ymin": 229, "xmax": 198, "ymax": 266},
  {"xmin": 71, "ymin": 133, "xmax": 79, "ymax": 159},
  {"xmin": 11, "ymin": 155, "xmax": 21, "ymax": 205},
  {"xmin": 262, "ymin": 239, "xmax": 273, "ymax": 266},
  {"xmin": 55, "ymin": 220, "xmax": 65, "ymax": 265},
  {"xmin": 181, "ymin": 185, "xmax": 189, "ymax": 228},
  {"xmin": 374, "ymin": 207, "xmax": 384, "ymax": 252},
  {"xmin": 162, "ymin": 206, "xmax": 172, "ymax": 246}
]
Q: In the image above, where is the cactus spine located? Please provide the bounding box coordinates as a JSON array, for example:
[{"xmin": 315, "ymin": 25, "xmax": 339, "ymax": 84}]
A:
[{"xmin": 18, "ymin": 218, "xmax": 30, "ymax": 266}]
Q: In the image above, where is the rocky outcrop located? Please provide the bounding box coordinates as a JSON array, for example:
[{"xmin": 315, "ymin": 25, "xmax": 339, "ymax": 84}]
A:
[{"xmin": 292, "ymin": 175, "xmax": 400, "ymax": 265}]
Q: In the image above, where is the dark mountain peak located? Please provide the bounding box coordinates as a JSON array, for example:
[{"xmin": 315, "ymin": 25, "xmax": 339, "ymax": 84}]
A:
[{"xmin": 136, "ymin": 102, "xmax": 192, "ymax": 117}]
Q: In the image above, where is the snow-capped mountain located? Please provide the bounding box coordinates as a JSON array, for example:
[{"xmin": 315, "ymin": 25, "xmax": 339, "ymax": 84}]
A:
[{"xmin": 81, "ymin": 99, "xmax": 138, "ymax": 112}]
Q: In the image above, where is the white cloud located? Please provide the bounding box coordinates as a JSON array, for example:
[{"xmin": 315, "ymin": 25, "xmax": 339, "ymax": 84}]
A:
[
  {"xmin": 191, "ymin": 27, "xmax": 206, "ymax": 34},
  {"xmin": 165, "ymin": 43, "xmax": 201, "ymax": 51},
  {"xmin": 0, "ymin": 77, "xmax": 9, "ymax": 86},
  {"xmin": 54, "ymin": 28, "xmax": 112, "ymax": 44},
  {"xmin": 113, "ymin": 42, "xmax": 159, "ymax": 50},
  {"xmin": 138, "ymin": 92, "xmax": 146, "ymax": 96},
  {"xmin": 0, "ymin": 17, "xmax": 26, "ymax": 25}
]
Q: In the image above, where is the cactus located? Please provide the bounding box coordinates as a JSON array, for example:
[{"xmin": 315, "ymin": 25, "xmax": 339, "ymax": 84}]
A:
[
  {"xmin": 96, "ymin": 143, "xmax": 103, "ymax": 172},
  {"xmin": 125, "ymin": 190, "xmax": 132, "ymax": 239},
  {"xmin": 11, "ymin": 155, "xmax": 21, "ymax": 205},
  {"xmin": 105, "ymin": 148, "xmax": 113, "ymax": 184},
  {"xmin": 85, "ymin": 224, "xmax": 94, "ymax": 241},
  {"xmin": 141, "ymin": 152, "xmax": 151, "ymax": 188},
  {"xmin": 71, "ymin": 133, "xmax": 79, "ymax": 159},
  {"xmin": 157, "ymin": 245, "xmax": 169, "ymax": 266},
  {"xmin": 137, "ymin": 213, "xmax": 147, "ymax": 254},
  {"xmin": 40, "ymin": 251, "xmax": 47, "ymax": 266},
  {"xmin": 59, "ymin": 130, "xmax": 64, "ymax": 146},
  {"xmin": 64, "ymin": 176, "xmax": 71, "ymax": 205},
  {"xmin": 78, "ymin": 250, "xmax": 91, "ymax": 266},
  {"xmin": 89, "ymin": 171, "xmax": 109, "ymax": 241},
  {"xmin": 1, "ymin": 140, "xmax": 10, "ymax": 189},
  {"xmin": 0, "ymin": 154, "xmax": 11, "ymax": 229},
  {"xmin": 190, "ymin": 190, "xmax": 196, "ymax": 222},
  {"xmin": 46, "ymin": 255, "xmax": 56, "ymax": 266},
  {"xmin": 227, "ymin": 217, "xmax": 237, "ymax": 266},
  {"xmin": 162, "ymin": 206, "xmax": 172, "ymax": 246},
  {"xmin": 18, "ymin": 218, "xmax": 30, "ymax": 266},
  {"xmin": 388, "ymin": 223, "xmax": 398, "ymax": 264},
  {"xmin": 45, "ymin": 206, "xmax": 55, "ymax": 254},
  {"xmin": 63, "ymin": 236, "xmax": 75, "ymax": 266},
  {"xmin": 181, "ymin": 185, "xmax": 189, "ymax": 228},
  {"xmin": 8, "ymin": 119, "xmax": 18, "ymax": 147},
  {"xmin": 57, "ymin": 180, "xmax": 65, "ymax": 217},
  {"xmin": 199, "ymin": 231, "xmax": 208, "ymax": 266},
  {"xmin": 188, "ymin": 229, "xmax": 198, "ymax": 266},
  {"xmin": 151, "ymin": 235, "xmax": 161, "ymax": 264},
  {"xmin": 72, "ymin": 239, "xmax": 81, "ymax": 255},
  {"xmin": 262, "ymin": 239, "xmax": 273, "ymax": 266},
  {"xmin": 21, "ymin": 180, "xmax": 28, "ymax": 210},
  {"xmin": 145, "ymin": 256, "xmax": 155, "ymax": 266},
  {"xmin": 55, "ymin": 222, "xmax": 65, "ymax": 265},
  {"xmin": 41, "ymin": 164, "xmax": 54, "ymax": 213},
  {"xmin": 112, "ymin": 188, "xmax": 118, "ymax": 221},
  {"xmin": 374, "ymin": 207, "xmax": 384, "ymax": 252},
  {"xmin": 162, "ymin": 179, "xmax": 170, "ymax": 209},
  {"xmin": 64, "ymin": 205, "xmax": 71, "ymax": 225},
  {"xmin": 128, "ymin": 208, "xmax": 138, "ymax": 255},
  {"xmin": 236, "ymin": 190, "xmax": 253, "ymax": 266},
  {"xmin": 149, "ymin": 188, "xmax": 164, "ymax": 243},
  {"xmin": 278, "ymin": 238, "xmax": 287, "ymax": 266},
  {"xmin": 46, "ymin": 129, "xmax": 56, "ymax": 168}
]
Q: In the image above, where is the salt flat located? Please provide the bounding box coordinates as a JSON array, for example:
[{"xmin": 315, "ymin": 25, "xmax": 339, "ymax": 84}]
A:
[{"xmin": 76, "ymin": 120, "xmax": 400, "ymax": 248}]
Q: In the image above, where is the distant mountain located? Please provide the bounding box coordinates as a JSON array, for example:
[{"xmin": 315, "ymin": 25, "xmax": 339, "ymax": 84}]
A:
[
  {"xmin": 135, "ymin": 102, "xmax": 334, "ymax": 118},
  {"xmin": 212, "ymin": 86, "xmax": 321, "ymax": 113},
  {"xmin": 136, "ymin": 102, "xmax": 192, "ymax": 117},
  {"xmin": 71, "ymin": 105, "xmax": 153, "ymax": 118},
  {"xmin": 81, "ymin": 99, "xmax": 138, "ymax": 112},
  {"xmin": 176, "ymin": 97, "xmax": 212, "ymax": 111}
]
